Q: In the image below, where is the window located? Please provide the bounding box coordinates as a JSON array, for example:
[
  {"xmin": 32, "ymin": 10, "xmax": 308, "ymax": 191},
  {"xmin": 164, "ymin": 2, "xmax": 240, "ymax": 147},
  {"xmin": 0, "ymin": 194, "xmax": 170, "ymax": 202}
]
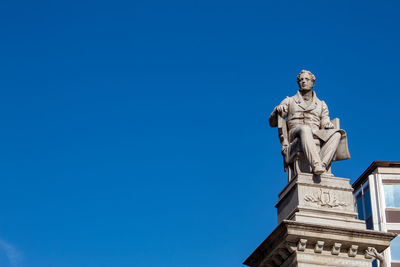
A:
[
  {"xmin": 384, "ymin": 185, "xmax": 400, "ymax": 208},
  {"xmin": 354, "ymin": 181, "xmax": 374, "ymax": 230},
  {"xmin": 391, "ymin": 236, "xmax": 400, "ymax": 261},
  {"xmin": 355, "ymin": 191, "xmax": 364, "ymax": 220}
]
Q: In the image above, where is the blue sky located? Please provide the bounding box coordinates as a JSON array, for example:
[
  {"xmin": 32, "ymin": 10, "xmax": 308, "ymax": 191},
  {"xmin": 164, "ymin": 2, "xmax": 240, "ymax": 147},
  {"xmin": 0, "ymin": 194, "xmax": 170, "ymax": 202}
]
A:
[{"xmin": 0, "ymin": 0, "xmax": 399, "ymax": 266}]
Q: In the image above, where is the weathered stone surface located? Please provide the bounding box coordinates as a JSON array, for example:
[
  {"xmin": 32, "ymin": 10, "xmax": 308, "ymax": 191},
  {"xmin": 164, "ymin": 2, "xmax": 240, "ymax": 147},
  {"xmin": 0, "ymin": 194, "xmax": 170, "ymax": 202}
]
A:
[
  {"xmin": 331, "ymin": 243, "xmax": 342, "ymax": 255},
  {"xmin": 244, "ymin": 164, "xmax": 396, "ymax": 266},
  {"xmin": 314, "ymin": 241, "xmax": 324, "ymax": 253},
  {"xmin": 276, "ymin": 173, "xmax": 365, "ymax": 229},
  {"xmin": 243, "ymin": 220, "xmax": 396, "ymax": 267}
]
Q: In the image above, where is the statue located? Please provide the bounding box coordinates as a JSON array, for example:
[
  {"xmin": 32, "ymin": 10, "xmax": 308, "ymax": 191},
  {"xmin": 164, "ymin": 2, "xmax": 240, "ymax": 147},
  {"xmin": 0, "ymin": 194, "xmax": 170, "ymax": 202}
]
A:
[
  {"xmin": 366, "ymin": 247, "xmax": 387, "ymax": 267},
  {"xmin": 269, "ymin": 70, "xmax": 350, "ymax": 180}
]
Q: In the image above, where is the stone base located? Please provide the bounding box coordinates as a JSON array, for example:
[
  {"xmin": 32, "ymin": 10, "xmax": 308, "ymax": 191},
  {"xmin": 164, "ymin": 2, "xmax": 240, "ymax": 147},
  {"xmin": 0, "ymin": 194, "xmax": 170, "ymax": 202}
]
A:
[
  {"xmin": 243, "ymin": 220, "xmax": 396, "ymax": 267},
  {"xmin": 276, "ymin": 173, "xmax": 365, "ymax": 230},
  {"xmin": 284, "ymin": 253, "xmax": 372, "ymax": 267}
]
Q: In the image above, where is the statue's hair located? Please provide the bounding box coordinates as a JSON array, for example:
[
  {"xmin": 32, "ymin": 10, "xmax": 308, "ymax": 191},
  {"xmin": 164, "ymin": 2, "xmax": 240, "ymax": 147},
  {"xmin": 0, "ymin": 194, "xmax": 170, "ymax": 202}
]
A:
[{"xmin": 297, "ymin": 70, "xmax": 316, "ymax": 84}]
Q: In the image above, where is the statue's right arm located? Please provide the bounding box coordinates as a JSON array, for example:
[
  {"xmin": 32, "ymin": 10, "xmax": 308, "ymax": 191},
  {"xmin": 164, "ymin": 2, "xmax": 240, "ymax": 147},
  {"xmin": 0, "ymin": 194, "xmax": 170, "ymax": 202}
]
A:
[{"xmin": 269, "ymin": 97, "xmax": 289, "ymax": 127}]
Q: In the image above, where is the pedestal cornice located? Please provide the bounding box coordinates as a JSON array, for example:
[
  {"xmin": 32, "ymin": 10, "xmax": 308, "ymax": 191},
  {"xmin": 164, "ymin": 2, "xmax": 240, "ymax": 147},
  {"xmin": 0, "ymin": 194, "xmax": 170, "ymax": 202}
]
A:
[{"xmin": 243, "ymin": 220, "xmax": 396, "ymax": 267}]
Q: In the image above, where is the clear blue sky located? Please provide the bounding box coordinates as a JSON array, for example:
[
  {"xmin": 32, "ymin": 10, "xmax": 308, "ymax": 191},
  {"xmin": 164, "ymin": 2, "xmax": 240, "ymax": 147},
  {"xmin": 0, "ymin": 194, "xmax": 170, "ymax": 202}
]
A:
[{"xmin": 0, "ymin": 0, "xmax": 399, "ymax": 266}]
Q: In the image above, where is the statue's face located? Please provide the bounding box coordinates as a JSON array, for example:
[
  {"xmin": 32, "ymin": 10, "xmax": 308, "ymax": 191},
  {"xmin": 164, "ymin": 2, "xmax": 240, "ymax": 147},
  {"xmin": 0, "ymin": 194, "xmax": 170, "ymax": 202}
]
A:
[{"xmin": 298, "ymin": 73, "xmax": 314, "ymax": 91}]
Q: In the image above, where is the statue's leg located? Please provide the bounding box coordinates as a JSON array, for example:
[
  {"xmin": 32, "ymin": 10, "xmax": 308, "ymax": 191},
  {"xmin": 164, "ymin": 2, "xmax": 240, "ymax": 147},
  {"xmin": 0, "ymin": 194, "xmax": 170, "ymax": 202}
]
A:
[
  {"xmin": 320, "ymin": 132, "xmax": 341, "ymax": 167},
  {"xmin": 291, "ymin": 125, "xmax": 323, "ymax": 173}
]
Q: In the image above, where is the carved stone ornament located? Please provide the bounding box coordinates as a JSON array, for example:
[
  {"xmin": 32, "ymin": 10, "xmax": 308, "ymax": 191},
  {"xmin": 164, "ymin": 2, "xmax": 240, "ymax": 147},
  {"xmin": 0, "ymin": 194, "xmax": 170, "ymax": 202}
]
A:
[
  {"xmin": 331, "ymin": 243, "xmax": 342, "ymax": 255},
  {"xmin": 314, "ymin": 241, "xmax": 324, "ymax": 253},
  {"xmin": 304, "ymin": 189, "xmax": 348, "ymax": 208},
  {"xmin": 365, "ymin": 247, "xmax": 374, "ymax": 259},
  {"xmin": 348, "ymin": 245, "xmax": 358, "ymax": 257},
  {"xmin": 278, "ymin": 248, "xmax": 290, "ymax": 259},
  {"xmin": 297, "ymin": 239, "xmax": 307, "ymax": 251},
  {"xmin": 365, "ymin": 247, "xmax": 387, "ymax": 267}
]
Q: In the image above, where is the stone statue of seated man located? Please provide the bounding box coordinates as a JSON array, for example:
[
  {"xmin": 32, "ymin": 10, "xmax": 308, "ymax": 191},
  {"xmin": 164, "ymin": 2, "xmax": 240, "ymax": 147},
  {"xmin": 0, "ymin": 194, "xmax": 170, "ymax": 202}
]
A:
[{"xmin": 269, "ymin": 70, "xmax": 350, "ymax": 176}]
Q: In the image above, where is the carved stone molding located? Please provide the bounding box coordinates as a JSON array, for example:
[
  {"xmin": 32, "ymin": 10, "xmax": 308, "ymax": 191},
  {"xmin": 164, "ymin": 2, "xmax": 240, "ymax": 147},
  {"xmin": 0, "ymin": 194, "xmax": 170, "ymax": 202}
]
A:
[
  {"xmin": 294, "ymin": 239, "xmax": 363, "ymax": 258},
  {"xmin": 365, "ymin": 247, "xmax": 386, "ymax": 267},
  {"xmin": 278, "ymin": 248, "xmax": 290, "ymax": 259},
  {"xmin": 243, "ymin": 220, "xmax": 396, "ymax": 267},
  {"xmin": 365, "ymin": 247, "xmax": 374, "ymax": 259},
  {"xmin": 314, "ymin": 241, "xmax": 324, "ymax": 253},
  {"xmin": 348, "ymin": 245, "xmax": 358, "ymax": 257},
  {"xmin": 331, "ymin": 243, "xmax": 342, "ymax": 255},
  {"xmin": 285, "ymin": 242, "xmax": 296, "ymax": 253},
  {"xmin": 304, "ymin": 189, "xmax": 348, "ymax": 208},
  {"xmin": 297, "ymin": 239, "xmax": 307, "ymax": 251},
  {"xmin": 271, "ymin": 254, "xmax": 283, "ymax": 265}
]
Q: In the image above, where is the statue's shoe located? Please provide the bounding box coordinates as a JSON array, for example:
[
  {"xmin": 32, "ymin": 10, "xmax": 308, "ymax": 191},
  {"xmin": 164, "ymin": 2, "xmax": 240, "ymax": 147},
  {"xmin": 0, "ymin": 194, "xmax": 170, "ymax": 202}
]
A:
[{"xmin": 313, "ymin": 165, "xmax": 325, "ymax": 175}]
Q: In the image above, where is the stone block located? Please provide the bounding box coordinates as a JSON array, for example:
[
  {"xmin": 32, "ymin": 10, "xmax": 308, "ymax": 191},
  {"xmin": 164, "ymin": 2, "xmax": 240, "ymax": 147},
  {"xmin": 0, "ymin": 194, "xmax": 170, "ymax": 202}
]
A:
[
  {"xmin": 276, "ymin": 174, "xmax": 366, "ymax": 230},
  {"xmin": 314, "ymin": 241, "xmax": 324, "ymax": 253},
  {"xmin": 331, "ymin": 243, "xmax": 342, "ymax": 255}
]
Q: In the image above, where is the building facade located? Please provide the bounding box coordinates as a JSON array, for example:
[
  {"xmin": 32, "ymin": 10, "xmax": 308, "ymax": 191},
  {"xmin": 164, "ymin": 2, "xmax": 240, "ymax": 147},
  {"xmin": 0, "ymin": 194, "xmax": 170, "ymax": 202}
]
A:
[{"xmin": 353, "ymin": 161, "xmax": 400, "ymax": 267}]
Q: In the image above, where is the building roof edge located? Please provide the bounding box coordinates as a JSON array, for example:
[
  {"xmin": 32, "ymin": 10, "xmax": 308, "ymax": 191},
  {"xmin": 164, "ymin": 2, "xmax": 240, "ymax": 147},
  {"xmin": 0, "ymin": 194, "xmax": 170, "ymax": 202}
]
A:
[{"xmin": 352, "ymin": 161, "xmax": 400, "ymax": 189}]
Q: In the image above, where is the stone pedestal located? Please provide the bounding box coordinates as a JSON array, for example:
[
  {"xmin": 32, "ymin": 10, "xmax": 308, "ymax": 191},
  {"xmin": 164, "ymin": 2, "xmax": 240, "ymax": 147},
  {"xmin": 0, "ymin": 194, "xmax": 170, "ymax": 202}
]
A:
[
  {"xmin": 243, "ymin": 174, "xmax": 397, "ymax": 267},
  {"xmin": 276, "ymin": 174, "xmax": 365, "ymax": 229}
]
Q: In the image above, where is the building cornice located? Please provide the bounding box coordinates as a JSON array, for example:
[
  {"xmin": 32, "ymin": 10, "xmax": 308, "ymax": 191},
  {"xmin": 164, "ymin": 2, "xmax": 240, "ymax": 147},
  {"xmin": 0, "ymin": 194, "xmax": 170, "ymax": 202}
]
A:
[{"xmin": 352, "ymin": 161, "xmax": 400, "ymax": 189}]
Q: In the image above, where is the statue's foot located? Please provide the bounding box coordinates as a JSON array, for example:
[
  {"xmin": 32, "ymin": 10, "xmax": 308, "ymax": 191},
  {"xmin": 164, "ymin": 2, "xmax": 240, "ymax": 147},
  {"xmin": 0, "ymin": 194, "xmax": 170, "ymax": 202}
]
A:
[{"xmin": 313, "ymin": 164, "xmax": 325, "ymax": 175}]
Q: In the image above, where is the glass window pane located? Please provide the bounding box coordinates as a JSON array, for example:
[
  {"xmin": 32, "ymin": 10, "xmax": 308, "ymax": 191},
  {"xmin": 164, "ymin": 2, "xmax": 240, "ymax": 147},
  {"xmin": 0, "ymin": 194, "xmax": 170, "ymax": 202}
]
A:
[
  {"xmin": 354, "ymin": 189, "xmax": 362, "ymax": 201},
  {"xmin": 365, "ymin": 216, "xmax": 373, "ymax": 230},
  {"xmin": 391, "ymin": 236, "xmax": 400, "ymax": 261},
  {"xmin": 357, "ymin": 197, "xmax": 364, "ymax": 220},
  {"xmin": 384, "ymin": 185, "xmax": 400, "ymax": 208},
  {"xmin": 364, "ymin": 190, "xmax": 372, "ymax": 217},
  {"xmin": 362, "ymin": 181, "xmax": 369, "ymax": 191}
]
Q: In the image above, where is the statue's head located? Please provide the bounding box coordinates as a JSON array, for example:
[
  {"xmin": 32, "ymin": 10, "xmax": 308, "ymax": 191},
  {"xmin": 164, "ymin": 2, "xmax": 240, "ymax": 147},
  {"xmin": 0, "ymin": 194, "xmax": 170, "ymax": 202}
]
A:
[{"xmin": 297, "ymin": 70, "xmax": 316, "ymax": 91}]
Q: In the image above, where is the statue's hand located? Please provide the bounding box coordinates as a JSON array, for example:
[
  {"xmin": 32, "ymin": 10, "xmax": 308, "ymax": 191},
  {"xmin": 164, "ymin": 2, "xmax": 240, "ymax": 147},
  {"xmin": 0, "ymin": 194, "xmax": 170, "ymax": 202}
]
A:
[
  {"xmin": 365, "ymin": 247, "xmax": 384, "ymax": 261},
  {"xmin": 324, "ymin": 122, "xmax": 335, "ymax": 129},
  {"xmin": 365, "ymin": 247, "xmax": 377, "ymax": 258},
  {"xmin": 274, "ymin": 105, "xmax": 287, "ymax": 116}
]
